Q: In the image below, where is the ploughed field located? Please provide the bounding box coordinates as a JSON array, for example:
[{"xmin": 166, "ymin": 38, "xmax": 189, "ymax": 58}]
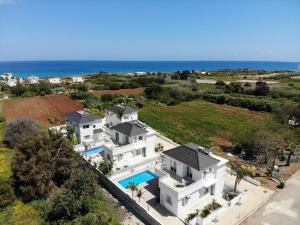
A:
[
  {"xmin": 91, "ymin": 87, "xmax": 144, "ymax": 96},
  {"xmin": 139, "ymin": 100, "xmax": 275, "ymax": 147},
  {"xmin": 3, "ymin": 95, "xmax": 84, "ymax": 127}
]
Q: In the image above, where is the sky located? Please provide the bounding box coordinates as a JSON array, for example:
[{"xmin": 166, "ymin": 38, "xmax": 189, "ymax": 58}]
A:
[{"xmin": 0, "ymin": 0, "xmax": 299, "ymax": 61}]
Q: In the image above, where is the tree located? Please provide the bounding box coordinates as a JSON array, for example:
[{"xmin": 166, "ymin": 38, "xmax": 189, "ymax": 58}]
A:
[
  {"xmin": 127, "ymin": 182, "xmax": 137, "ymax": 199},
  {"xmin": 254, "ymin": 81, "xmax": 270, "ymax": 96},
  {"xmin": 98, "ymin": 162, "xmax": 111, "ymax": 175},
  {"xmin": 0, "ymin": 179, "xmax": 16, "ymax": 209},
  {"xmin": 48, "ymin": 162, "xmax": 97, "ymax": 221},
  {"xmin": 144, "ymin": 83, "xmax": 163, "ymax": 99},
  {"xmin": 231, "ymin": 163, "xmax": 251, "ymax": 193},
  {"xmin": 4, "ymin": 118, "xmax": 40, "ymax": 148},
  {"xmin": 136, "ymin": 189, "xmax": 144, "ymax": 203},
  {"xmin": 13, "ymin": 133, "xmax": 74, "ymax": 202}
]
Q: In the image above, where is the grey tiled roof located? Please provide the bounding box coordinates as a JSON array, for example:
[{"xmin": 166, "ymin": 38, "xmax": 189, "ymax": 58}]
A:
[
  {"xmin": 163, "ymin": 143, "xmax": 219, "ymax": 171},
  {"xmin": 106, "ymin": 105, "xmax": 137, "ymax": 115},
  {"xmin": 66, "ymin": 111, "xmax": 102, "ymax": 124},
  {"xmin": 111, "ymin": 121, "xmax": 147, "ymax": 137}
]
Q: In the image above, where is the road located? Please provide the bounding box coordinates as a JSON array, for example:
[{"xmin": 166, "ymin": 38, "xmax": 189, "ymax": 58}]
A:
[{"xmin": 242, "ymin": 170, "xmax": 300, "ymax": 225}]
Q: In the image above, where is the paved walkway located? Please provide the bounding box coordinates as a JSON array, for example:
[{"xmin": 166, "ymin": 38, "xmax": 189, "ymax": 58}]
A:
[
  {"xmin": 242, "ymin": 170, "xmax": 300, "ymax": 225},
  {"xmin": 208, "ymin": 173, "xmax": 273, "ymax": 225}
]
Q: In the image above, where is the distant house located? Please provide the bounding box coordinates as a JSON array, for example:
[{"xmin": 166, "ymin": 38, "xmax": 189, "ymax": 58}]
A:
[
  {"xmin": 157, "ymin": 143, "xmax": 228, "ymax": 216},
  {"xmin": 48, "ymin": 77, "xmax": 61, "ymax": 84},
  {"xmin": 135, "ymin": 72, "xmax": 147, "ymax": 75},
  {"xmin": 66, "ymin": 110, "xmax": 105, "ymax": 144},
  {"xmin": 28, "ymin": 76, "xmax": 39, "ymax": 84},
  {"xmin": 72, "ymin": 76, "xmax": 84, "ymax": 83},
  {"xmin": 105, "ymin": 105, "xmax": 138, "ymax": 127},
  {"xmin": 1, "ymin": 73, "xmax": 13, "ymax": 80}
]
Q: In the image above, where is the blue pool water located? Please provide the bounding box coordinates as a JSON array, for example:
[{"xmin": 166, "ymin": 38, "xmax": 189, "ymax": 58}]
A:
[
  {"xmin": 80, "ymin": 146, "xmax": 104, "ymax": 155},
  {"xmin": 118, "ymin": 170, "xmax": 158, "ymax": 188}
]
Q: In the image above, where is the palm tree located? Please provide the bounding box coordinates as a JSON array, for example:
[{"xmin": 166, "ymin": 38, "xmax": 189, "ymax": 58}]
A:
[
  {"xmin": 84, "ymin": 143, "xmax": 91, "ymax": 152},
  {"xmin": 231, "ymin": 163, "xmax": 251, "ymax": 193},
  {"xmin": 128, "ymin": 182, "xmax": 137, "ymax": 199},
  {"xmin": 136, "ymin": 189, "xmax": 144, "ymax": 202}
]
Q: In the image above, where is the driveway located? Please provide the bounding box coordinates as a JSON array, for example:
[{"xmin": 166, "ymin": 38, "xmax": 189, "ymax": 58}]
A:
[{"xmin": 242, "ymin": 170, "xmax": 300, "ymax": 225}]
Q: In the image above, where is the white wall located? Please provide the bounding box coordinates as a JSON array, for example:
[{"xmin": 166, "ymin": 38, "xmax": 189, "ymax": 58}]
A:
[{"xmin": 106, "ymin": 111, "xmax": 138, "ymax": 127}]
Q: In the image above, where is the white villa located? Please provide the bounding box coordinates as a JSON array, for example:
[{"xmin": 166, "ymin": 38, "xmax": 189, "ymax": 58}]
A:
[
  {"xmin": 106, "ymin": 105, "xmax": 138, "ymax": 127},
  {"xmin": 156, "ymin": 143, "xmax": 227, "ymax": 216},
  {"xmin": 0, "ymin": 73, "xmax": 23, "ymax": 87},
  {"xmin": 28, "ymin": 76, "xmax": 39, "ymax": 84},
  {"xmin": 66, "ymin": 110, "xmax": 105, "ymax": 144},
  {"xmin": 48, "ymin": 77, "xmax": 61, "ymax": 84},
  {"xmin": 65, "ymin": 105, "xmax": 230, "ymax": 224},
  {"xmin": 72, "ymin": 76, "xmax": 84, "ymax": 83}
]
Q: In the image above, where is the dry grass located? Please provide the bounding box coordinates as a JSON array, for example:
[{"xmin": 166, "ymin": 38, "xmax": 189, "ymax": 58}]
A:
[
  {"xmin": 3, "ymin": 95, "xmax": 84, "ymax": 127},
  {"xmin": 91, "ymin": 87, "xmax": 144, "ymax": 96}
]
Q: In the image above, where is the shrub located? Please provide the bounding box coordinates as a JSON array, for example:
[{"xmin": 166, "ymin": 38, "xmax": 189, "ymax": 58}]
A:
[
  {"xmin": 215, "ymin": 80, "xmax": 226, "ymax": 86},
  {"xmin": 4, "ymin": 118, "xmax": 40, "ymax": 148},
  {"xmin": 0, "ymin": 116, "xmax": 6, "ymax": 123}
]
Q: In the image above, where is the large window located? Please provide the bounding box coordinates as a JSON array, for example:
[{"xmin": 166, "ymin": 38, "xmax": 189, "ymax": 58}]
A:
[
  {"xmin": 83, "ymin": 124, "xmax": 89, "ymax": 129},
  {"xmin": 166, "ymin": 195, "xmax": 172, "ymax": 205},
  {"xmin": 138, "ymin": 136, "xmax": 143, "ymax": 140}
]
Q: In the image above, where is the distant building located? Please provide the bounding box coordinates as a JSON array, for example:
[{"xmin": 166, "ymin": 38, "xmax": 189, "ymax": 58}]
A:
[
  {"xmin": 28, "ymin": 76, "xmax": 39, "ymax": 84},
  {"xmin": 72, "ymin": 76, "xmax": 84, "ymax": 83},
  {"xmin": 297, "ymin": 64, "xmax": 300, "ymax": 73},
  {"xmin": 1, "ymin": 73, "xmax": 13, "ymax": 80},
  {"xmin": 48, "ymin": 77, "xmax": 61, "ymax": 84},
  {"xmin": 135, "ymin": 72, "xmax": 147, "ymax": 75}
]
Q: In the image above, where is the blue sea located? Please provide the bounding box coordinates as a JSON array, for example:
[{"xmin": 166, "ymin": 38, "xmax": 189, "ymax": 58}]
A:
[{"xmin": 0, "ymin": 60, "xmax": 299, "ymax": 79}]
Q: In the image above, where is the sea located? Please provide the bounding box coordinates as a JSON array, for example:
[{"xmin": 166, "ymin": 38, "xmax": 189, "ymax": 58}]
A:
[{"xmin": 0, "ymin": 60, "xmax": 299, "ymax": 79}]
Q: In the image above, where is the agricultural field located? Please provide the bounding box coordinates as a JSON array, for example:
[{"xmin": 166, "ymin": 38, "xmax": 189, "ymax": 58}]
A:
[
  {"xmin": 140, "ymin": 100, "xmax": 281, "ymax": 148},
  {"xmin": 3, "ymin": 95, "xmax": 83, "ymax": 127},
  {"xmin": 91, "ymin": 87, "xmax": 144, "ymax": 96}
]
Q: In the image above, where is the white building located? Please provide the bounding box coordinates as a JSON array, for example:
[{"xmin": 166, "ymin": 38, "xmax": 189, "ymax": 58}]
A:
[
  {"xmin": 28, "ymin": 76, "xmax": 39, "ymax": 84},
  {"xmin": 1, "ymin": 73, "xmax": 13, "ymax": 80},
  {"xmin": 106, "ymin": 105, "xmax": 138, "ymax": 127},
  {"xmin": 156, "ymin": 143, "xmax": 228, "ymax": 216},
  {"xmin": 72, "ymin": 76, "xmax": 84, "ymax": 83},
  {"xmin": 104, "ymin": 120, "xmax": 156, "ymax": 167},
  {"xmin": 48, "ymin": 77, "xmax": 61, "ymax": 84},
  {"xmin": 66, "ymin": 110, "xmax": 105, "ymax": 144}
]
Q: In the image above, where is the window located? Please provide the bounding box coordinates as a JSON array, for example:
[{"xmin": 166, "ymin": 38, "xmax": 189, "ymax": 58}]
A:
[
  {"xmin": 171, "ymin": 161, "xmax": 177, "ymax": 173},
  {"xmin": 209, "ymin": 168, "xmax": 213, "ymax": 173},
  {"xmin": 136, "ymin": 149, "xmax": 142, "ymax": 155},
  {"xmin": 83, "ymin": 124, "xmax": 89, "ymax": 129},
  {"xmin": 166, "ymin": 195, "xmax": 172, "ymax": 205},
  {"xmin": 138, "ymin": 136, "xmax": 143, "ymax": 140},
  {"xmin": 182, "ymin": 197, "xmax": 189, "ymax": 206},
  {"xmin": 134, "ymin": 137, "xmax": 137, "ymax": 143},
  {"xmin": 204, "ymin": 187, "xmax": 209, "ymax": 195},
  {"xmin": 187, "ymin": 166, "xmax": 192, "ymax": 178},
  {"xmin": 93, "ymin": 125, "xmax": 96, "ymax": 128},
  {"xmin": 124, "ymin": 116, "xmax": 129, "ymax": 120},
  {"xmin": 83, "ymin": 135, "xmax": 90, "ymax": 139}
]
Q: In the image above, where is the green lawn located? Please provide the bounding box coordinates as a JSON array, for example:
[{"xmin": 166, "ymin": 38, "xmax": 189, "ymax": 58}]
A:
[
  {"xmin": 196, "ymin": 83, "xmax": 215, "ymax": 90},
  {"xmin": 0, "ymin": 148, "xmax": 15, "ymax": 181},
  {"xmin": 140, "ymin": 100, "xmax": 280, "ymax": 147}
]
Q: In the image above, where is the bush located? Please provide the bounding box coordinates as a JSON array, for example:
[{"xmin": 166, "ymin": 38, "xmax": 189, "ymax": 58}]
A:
[
  {"xmin": 4, "ymin": 118, "xmax": 40, "ymax": 148},
  {"xmin": 215, "ymin": 80, "xmax": 226, "ymax": 86},
  {"xmin": 0, "ymin": 116, "xmax": 6, "ymax": 123}
]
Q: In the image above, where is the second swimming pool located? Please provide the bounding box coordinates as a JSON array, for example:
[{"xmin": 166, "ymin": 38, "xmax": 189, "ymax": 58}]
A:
[
  {"xmin": 118, "ymin": 170, "xmax": 158, "ymax": 188},
  {"xmin": 80, "ymin": 146, "xmax": 104, "ymax": 155}
]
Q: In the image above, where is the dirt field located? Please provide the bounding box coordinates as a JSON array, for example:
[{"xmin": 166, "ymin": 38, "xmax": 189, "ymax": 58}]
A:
[
  {"xmin": 3, "ymin": 95, "xmax": 84, "ymax": 127},
  {"xmin": 91, "ymin": 87, "xmax": 144, "ymax": 96}
]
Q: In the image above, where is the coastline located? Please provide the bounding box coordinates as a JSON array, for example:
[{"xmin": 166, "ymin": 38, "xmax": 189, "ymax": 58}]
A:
[{"xmin": 0, "ymin": 60, "xmax": 299, "ymax": 79}]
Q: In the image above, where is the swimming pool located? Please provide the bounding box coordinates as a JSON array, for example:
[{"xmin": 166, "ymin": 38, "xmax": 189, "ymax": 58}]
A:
[
  {"xmin": 80, "ymin": 146, "xmax": 104, "ymax": 155},
  {"xmin": 118, "ymin": 170, "xmax": 158, "ymax": 189}
]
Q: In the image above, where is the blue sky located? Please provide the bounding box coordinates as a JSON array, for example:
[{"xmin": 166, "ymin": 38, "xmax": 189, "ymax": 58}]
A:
[{"xmin": 0, "ymin": 0, "xmax": 299, "ymax": 61}]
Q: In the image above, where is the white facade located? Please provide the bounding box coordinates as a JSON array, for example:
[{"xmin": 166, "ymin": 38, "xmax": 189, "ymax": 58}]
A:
[
  {"xmin": 157, "ymin": 151, "xmax": 227, "ymax": 216},
  {"xmin": 72, "ymin": 76, "xmax": 84, "ymax": 83},
  {"xmin": 1, "ymin": 73, "xmax": 13, "ymax": 80},
  {"xmin": 28, "ymin": 76, "xmax": 39, "ymax": 84},
  {"xmin": 106, "ymin": 109, "xmax": 138, "ymax": 127},
  {"xmin": 66, "ymin": 112, "xmax": 105, "ymax": 144},
  {"xmin": 48, "ymin": 77, "xmax": 61, "ymax": 84},
  {"xmin": 104, "ymin": 126, "xmax": 156, "ymax": 167}
]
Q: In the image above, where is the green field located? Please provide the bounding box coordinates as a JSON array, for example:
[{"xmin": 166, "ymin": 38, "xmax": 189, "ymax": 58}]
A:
[
  {"xmin": 140, "ymin": 100, "xmax": 280, "ymax": 147},
  {"xmin": 0, "ymin": 148, "xmax": 15, "ymax": 181}
]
